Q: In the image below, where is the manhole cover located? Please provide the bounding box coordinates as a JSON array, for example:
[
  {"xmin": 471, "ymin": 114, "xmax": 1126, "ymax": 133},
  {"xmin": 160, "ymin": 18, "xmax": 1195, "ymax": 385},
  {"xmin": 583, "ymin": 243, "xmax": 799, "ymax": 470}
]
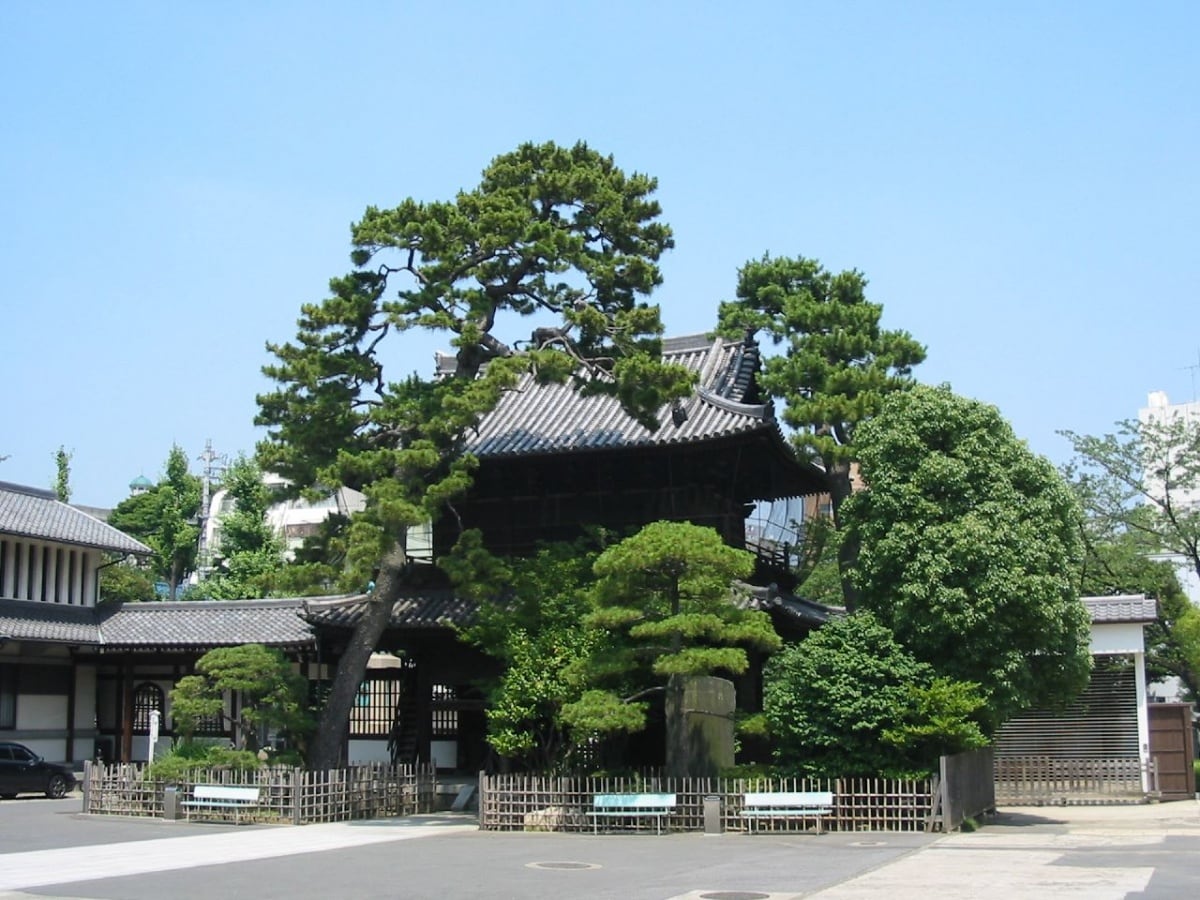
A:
[
  {"xmin": 850, "ymin": 840, "xmax": 888, "ymax": 847},
  {"xmin": 699, "ymin": 893, "xmax": 772, "ymax": 900},
  {"xmin": 525, "ymin": 861, "xmax": 601, "ymax": 871}
]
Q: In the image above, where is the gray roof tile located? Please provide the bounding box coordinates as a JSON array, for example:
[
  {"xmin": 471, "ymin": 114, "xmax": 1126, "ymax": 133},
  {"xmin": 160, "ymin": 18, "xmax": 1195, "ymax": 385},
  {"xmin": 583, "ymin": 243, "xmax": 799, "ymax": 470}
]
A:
[
  {"xmin": 305, "ymin": 591, "xmax": 477, "ymax": 630},
  {"xmin": 97, "ymin": 598, "xmax": 318, "ymax": 649},
  {"xmin": 0, "ymin": 482, "xmax": 151, "ymax": 555},
  {"xmin": 0, "ymin": 598, "xmax": 100, "ymax": 643},
  {"xmin": 466, "ymin": 333, "xmax": 807, "ymax": 461},
  {"xmin": 1082, "ymin": 594, "xmax": 1158, "ymax": 624}
]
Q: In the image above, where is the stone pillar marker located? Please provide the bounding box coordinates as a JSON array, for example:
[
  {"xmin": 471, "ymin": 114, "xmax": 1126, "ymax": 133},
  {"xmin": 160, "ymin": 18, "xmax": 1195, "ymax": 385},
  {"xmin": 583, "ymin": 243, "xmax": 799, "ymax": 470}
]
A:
[{"xmin": 665, "ymin": 674, "xmax": 736, "ymax": 778}]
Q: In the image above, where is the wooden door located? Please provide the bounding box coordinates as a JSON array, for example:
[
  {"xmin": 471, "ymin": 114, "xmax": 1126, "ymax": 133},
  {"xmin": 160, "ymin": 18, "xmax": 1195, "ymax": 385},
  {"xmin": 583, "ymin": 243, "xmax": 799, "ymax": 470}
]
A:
[{"xmin": 1148, "ymin": 703, "xmax": 1196, "ymax": 801}]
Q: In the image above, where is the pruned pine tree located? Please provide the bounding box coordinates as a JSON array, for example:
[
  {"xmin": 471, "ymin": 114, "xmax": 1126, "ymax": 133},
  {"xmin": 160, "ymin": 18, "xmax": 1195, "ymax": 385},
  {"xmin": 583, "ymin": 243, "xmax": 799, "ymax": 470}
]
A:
[
  {"xmin": 718, "ymin": 255, "xmax": 925, "ymax": 609},
  {"xmin": 256, "ymin": 141, "xmax": 695, "ymax": 769}
]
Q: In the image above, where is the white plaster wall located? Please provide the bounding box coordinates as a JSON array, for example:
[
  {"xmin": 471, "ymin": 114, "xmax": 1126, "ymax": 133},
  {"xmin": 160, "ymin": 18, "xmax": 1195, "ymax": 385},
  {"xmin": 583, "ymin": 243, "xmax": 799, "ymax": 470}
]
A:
[
  {"xmin": 17, "ymin": 694, "xmax": 68, "ymax": 731},
  {"xmin": 430, "ymin": 740, "xmax": 457, "ymax": 769},
  {"xmin": 19, "ymin": 738, "xmax": 66, "ymax": 762},
  {"xmin": 347, "ymin": 739, "xmax": 392, "ymax": 764},
  {"xmin": 1089, "ymin": 621, "xmax": 1146, "ymax": 655},
  {"xmin": 73, "ymin": 666, "xmax": 97, "ymax": 730}
]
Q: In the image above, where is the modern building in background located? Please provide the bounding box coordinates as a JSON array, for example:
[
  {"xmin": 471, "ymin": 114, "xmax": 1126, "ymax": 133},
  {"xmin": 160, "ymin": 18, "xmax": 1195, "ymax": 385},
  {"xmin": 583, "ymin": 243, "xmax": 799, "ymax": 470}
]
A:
[{"xmin": 202, "ymin": 472, "xmax": 367, "ymax": 562}]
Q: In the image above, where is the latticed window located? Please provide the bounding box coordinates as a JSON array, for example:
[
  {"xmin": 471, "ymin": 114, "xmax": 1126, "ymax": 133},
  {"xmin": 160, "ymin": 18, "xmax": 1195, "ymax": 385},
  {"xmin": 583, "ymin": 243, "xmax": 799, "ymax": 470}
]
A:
[
  {"xmin": 132, "ymin": 683, "xmax": 164, "ymax": 732},
  {"xmin": 350, "ymin": 676, "xmax": 405, "ymax": 737},
  {"xmin": 431, "ymin": 684, "xmax": 458, "ymax": 738}
]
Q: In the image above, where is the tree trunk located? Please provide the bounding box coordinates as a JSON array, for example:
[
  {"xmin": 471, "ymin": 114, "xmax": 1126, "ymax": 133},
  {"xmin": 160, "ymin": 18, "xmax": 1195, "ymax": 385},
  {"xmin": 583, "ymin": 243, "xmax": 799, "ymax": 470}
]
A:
[
  {"xmin": 307, "ymin": 540, "xmax": 408, "ymax": 771},
  {"xmin": 827, "ymin": 458, "xmax": 859, "ymax": 613}
]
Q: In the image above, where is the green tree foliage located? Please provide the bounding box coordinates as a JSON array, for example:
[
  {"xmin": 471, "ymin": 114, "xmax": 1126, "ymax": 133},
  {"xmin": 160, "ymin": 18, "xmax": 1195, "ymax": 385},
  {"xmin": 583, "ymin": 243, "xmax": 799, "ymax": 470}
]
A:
[
  {"xmin": 170, "ymin": 644, "xmax": 312, "ymax": 752},
  {"xmin": 255, "ymin": 141, "xmax": 694, "ymax": 769},
  {"xmin": 561, "ymin": 521, "xmax": 777, "ymax": 736},
  {"xmin": 107, "ymin": 445, "xmax": 201, "ymax": 600},
  {"xmin": 1077, "ymin": 527, "xmax": 1199, "ymax": 700},
  {"xmin": 717, "ymin": 255, "xmax": 925, "ymax": 609},
  {"xmin": 1063, "ymin": 413, "xmax": 1200, "ymax": 700},
  {"xmin": 764, "ymin": 612, "xmax": 985, "ymax": 777},
  {"xmin": 98, "ymin": 562, "xmax": 157, "ymax": 603},
  {"xmin": 1062, "ymin": 413, "xmax": 1200, "ymax": 583},
  {"xmin": 187, "ymin": 455, "xmax": 286, "ymax": 601},
  {"xmin": 460, "ymin": 540, "xmax": 601, "ymax": 770},
  {"xmin": 844, "ymin": 385, "xmax": 1092, "ymax": 729},
  {"xmin": 53, "ymin": 445, "xmax": 72, "ymax": 502}
]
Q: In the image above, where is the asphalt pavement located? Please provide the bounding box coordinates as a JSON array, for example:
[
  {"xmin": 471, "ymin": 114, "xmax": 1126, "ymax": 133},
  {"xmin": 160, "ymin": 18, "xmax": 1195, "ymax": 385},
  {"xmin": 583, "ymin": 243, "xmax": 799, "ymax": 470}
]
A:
[{"xmin": 0, "ymin": 792, "xmax": 1197, "ymax": 899}]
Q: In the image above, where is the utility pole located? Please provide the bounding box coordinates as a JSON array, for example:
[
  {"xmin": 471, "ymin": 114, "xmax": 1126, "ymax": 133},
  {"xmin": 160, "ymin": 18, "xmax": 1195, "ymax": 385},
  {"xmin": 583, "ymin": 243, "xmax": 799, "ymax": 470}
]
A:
[{"xmin": 195, "ymin": 439, "xmax": 226, "ymax": 579}]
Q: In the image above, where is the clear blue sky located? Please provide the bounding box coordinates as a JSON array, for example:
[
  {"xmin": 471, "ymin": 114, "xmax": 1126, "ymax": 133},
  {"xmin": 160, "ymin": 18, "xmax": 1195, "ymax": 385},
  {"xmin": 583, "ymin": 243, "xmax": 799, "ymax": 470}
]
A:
[{"xmin": 3, "ymin": 2, "xmax": 1197, "ymax": 506}]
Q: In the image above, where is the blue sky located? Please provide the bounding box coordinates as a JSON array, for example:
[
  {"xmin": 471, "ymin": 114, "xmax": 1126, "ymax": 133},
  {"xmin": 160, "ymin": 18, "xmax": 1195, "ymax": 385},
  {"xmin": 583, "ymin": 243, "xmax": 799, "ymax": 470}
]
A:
[{"xmin": 2, "ymin": 2, "xmax": 1197, "ymax": 506}]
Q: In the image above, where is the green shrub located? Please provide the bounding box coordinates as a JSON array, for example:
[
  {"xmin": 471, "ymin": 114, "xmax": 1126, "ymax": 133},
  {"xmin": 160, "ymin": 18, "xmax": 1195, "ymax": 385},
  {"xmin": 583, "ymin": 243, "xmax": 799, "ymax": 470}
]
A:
[{"xmin": 144, "ymin": 741, "xmax": 263, "ymax": 782}]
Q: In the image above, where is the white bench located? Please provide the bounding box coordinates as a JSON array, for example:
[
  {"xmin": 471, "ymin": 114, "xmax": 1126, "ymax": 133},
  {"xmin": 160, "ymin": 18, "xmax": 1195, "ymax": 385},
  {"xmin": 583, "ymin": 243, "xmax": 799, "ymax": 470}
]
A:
[
  {"xmin": 181, "ymin": 784, "xmax": 260, "ymax": 823},
  {"xmin": 590, "ymin": 792, "xmax": 677, "ymax": 834},
  {"xmin": 741, "ymin": 790, "xmax": 834, "ymax": 834}
]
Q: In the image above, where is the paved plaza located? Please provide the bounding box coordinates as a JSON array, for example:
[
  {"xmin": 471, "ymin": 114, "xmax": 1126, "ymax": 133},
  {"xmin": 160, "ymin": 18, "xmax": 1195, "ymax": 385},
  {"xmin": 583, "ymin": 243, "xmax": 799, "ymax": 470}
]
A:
[{"xmin": 1, "ymin": 794, "xmax": 1198, "ymax": 899}]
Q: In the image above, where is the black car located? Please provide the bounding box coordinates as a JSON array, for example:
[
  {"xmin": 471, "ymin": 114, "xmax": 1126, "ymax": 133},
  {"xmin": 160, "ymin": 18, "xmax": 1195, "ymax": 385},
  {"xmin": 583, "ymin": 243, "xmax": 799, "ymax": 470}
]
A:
[{"xmin": 0, "ymin": 742, "xmax": 76, "ymax": 799}]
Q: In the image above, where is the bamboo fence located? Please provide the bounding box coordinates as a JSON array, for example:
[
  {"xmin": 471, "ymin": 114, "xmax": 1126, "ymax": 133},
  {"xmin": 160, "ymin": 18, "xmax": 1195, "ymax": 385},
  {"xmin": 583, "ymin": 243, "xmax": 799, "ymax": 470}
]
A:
[
  {"xmin": 478, "ymin": 772, "xmax": 937, "ymax": 833},
  {"xmin": 993, "ymin": 756, "xmax": 1157, "ymax": 804},
  {"xmin": 82, "ymin": 761, "xmax": 436, "ymax": 824}
]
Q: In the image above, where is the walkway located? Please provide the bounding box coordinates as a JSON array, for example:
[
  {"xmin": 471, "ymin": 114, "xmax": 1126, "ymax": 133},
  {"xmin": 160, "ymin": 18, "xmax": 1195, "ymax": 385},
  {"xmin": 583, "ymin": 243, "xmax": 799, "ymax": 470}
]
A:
[
  {"xmin": 808, "ymin": 799, "xmax": 1200, "ymax": 899},
  {"xmin": 0, "ymin": 814, "xmax": 476, "ymax": 894}
]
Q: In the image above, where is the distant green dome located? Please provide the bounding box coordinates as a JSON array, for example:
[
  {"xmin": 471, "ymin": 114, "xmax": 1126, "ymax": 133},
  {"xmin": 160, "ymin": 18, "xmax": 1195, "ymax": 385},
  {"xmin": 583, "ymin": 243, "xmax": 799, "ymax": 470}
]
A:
[{"xmin": 129, "ymin": 475, "xmax": 154, "ymax": 491}]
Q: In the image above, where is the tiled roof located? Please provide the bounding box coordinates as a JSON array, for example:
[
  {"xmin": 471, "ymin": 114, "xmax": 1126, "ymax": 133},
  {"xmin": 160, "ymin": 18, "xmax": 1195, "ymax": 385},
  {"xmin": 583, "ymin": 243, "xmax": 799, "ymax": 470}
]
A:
[
  {"xmin": 1082, "ymin": 594, "xmax": 1158, "ymax": 624},
  {"xmin": 305, "ymin": 590, "xmax": 478, "ymax": 630},
  {"xmin": 466, "ymin": 333, "xmax": 808, "ymax": 461},
  {"xmin": 0, "ymin": 482, "xmax": 151, "ymax": 555},
  {"xmin": 0, "ymin": 598, "xmax": 100, "ymax": 643},
  {"xmin": 740, "ymin": 583, "xmax": 839, "ymax": 628},
  {"xmin": 97, "ymin": 598, "xmax": 318, "ymax": 649}
]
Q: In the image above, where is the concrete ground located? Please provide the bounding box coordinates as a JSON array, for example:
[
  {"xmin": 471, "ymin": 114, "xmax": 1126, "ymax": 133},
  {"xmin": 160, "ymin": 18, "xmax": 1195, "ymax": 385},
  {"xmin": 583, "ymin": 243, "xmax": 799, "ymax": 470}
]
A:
[{"xmin": 0, "ymin": 793, "xmax": 1197, "ymax": 899}]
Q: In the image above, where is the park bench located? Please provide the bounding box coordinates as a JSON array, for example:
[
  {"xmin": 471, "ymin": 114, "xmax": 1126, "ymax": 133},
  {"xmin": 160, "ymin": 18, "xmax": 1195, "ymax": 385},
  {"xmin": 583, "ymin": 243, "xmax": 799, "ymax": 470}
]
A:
[
  {"xmin": 590, "ymin": 792, "xmax": 677, "ymax": 834},
  {"xmin": 182, "ymin": 784, "xmax": 261, "ymax": 823},
  {"xmin": 741, "ymin": 790, "xmax": 834, "ymax": 834}
]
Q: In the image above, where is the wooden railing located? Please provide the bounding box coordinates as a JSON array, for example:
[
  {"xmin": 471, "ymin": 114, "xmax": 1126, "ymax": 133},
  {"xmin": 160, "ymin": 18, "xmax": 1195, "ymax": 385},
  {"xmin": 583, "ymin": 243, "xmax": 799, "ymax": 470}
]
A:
[
  {"xmin": 82, "ymin": 761, "xmax": 437, "ymax": 824},
  {"xmin": 478, "ymin": 773, "xmax": 937, "ymax": 833},
  {"xmin": 993, "ymin": 756, "xmax": 1158, "ymax": 804}
]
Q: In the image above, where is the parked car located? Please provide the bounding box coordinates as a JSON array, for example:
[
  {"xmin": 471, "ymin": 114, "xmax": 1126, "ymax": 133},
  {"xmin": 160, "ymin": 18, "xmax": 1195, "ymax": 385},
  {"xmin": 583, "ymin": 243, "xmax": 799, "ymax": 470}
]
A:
[{"xmin": 0, "ymin": 742, "xmax": 76, "ymax": 799}]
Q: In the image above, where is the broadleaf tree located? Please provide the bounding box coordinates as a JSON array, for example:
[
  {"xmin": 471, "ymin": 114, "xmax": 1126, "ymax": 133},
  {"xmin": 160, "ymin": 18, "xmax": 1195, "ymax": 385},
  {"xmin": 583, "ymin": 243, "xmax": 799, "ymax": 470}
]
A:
[
  {"xmin": 1062, "ymin": 412, "xmax": 1200, "ymax": 589},
  {"xmin": 459, "ymin": 539, "xmax": 601, "ymax": 771},
  {"xmin": 843, "ymin": 385, "xmax": 1092, "ymax": 729},
  {"xmin": 1074, "ymin": 515, "xmax": 1199, "ymax": 700},
  {"xmin": 717, "ymin": 255, "xmax": 925, "ymax": 609},
  {"xmin": 107, "ymin": 445, "xmax": 202, "ymax": 600},
  {"xmin": 256, "ymin": 141, "xmax": 695, "ymax": 769},
  {"xmin": 186, "ymin": 455, "xmax": 286, "ymax": 601},
  {"xmin": 764, "ymin": 612, "xmax": 986, "ymax": 777}
]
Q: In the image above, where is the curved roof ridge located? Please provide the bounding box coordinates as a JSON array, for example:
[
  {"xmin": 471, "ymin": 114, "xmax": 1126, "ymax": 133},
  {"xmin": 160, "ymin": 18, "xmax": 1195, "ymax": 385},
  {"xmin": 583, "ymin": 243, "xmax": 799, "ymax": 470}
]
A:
[{"xmin": 695, "ymin": 386, "xmax": 772, "ymax": 420}]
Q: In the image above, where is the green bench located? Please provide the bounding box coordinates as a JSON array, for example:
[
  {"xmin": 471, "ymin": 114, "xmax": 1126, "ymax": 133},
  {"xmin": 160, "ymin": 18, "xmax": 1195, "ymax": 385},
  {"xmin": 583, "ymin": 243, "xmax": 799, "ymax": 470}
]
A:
[
  {"xmin": 590, "ymin": 792, "xmax": 677, "ymax": 834},
  {"xmin": 741, "ymin": 790, "xmax": 834, "ymax": 834}
]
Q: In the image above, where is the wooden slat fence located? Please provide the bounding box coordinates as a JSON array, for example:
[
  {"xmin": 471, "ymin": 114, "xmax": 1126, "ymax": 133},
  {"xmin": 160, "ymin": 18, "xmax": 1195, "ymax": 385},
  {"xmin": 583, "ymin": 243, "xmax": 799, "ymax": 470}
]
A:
[
  {"xmin": 993, "ymin": 756, "xmax": 1157, "ymax": 804},
  {"xmin": 82, "ymin": 761, "xmax": 436, "ymax": 824},
  {"xmin": 478, "ymin": 773, "xmax": 936, "ymax": 833}
]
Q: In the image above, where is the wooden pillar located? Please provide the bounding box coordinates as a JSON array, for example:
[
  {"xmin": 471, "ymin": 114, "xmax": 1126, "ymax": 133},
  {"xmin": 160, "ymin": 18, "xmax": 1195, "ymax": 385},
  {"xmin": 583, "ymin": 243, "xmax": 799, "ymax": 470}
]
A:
[
  {"xmin": 120, "ymin": 662, "xmax": 134, "ymax": 762},
  {"xmin": 65, "ymin": 655, "xmax": 78, "ymax": 764}
]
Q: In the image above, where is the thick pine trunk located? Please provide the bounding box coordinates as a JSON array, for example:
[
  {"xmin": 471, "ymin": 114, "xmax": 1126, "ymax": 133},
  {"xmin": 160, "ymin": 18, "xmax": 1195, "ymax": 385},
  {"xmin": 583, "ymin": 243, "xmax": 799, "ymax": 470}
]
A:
[{"xmin": 307, "ymin": 540, "xmax": 407, "ymax": 771}]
